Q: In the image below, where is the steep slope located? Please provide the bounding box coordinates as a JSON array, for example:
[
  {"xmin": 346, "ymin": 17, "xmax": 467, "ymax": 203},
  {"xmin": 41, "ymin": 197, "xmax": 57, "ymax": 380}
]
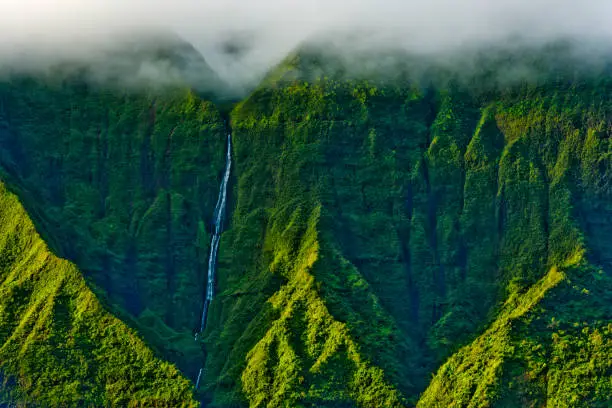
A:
[
  {"xmin": 0, "ymin": 40, "xmax": 610, "ymax": 407},
  {"xmin": 0, "ymin": 180, "xmax": 197, "ymax": 406},
  {"xmin": 202, "ymin": 46, "xmax": 611, "ymax": 406},
  {"xmin": 203, "ymin": 68, "xmax": 428, "ymax": 406},
  {"xmin": 0, "ymin": 36, "xmax": 233, "ymax": 405},
  {"xmin": 0, "ymin": 74, "xmax": 227, "ymax": 376},
  {"xmin": 418, "ymin": 73, "xmax": 612, "ymax": 407},
  {"xmin": 418, "ymin": 264, "xmax": 611, "ymax": 407}
]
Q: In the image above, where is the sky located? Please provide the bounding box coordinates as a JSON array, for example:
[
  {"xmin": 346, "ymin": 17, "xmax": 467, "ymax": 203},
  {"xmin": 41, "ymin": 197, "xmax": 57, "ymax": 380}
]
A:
[{"xmin": 2, "ymin": 1, "xmax": 612, "ymax": 88}]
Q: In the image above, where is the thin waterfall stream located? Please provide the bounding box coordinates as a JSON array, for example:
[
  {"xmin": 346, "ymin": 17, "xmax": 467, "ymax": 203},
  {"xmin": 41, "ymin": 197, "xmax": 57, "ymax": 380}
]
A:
[{"xmin": 194, "ymin": 133, "xmax": 232, "ymax": 389}]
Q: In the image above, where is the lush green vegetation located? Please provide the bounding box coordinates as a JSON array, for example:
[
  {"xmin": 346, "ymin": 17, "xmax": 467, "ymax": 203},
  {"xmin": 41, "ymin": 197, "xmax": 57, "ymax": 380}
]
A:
[
  {"xmin": 417, "ymin": 70, "xmax": 612, "ymax": 407},
  {"xmin": 0, "ymin": 75, "xmax": 227, "ymax": 377},
  {"xmin": 0, "ymin": 40, "xmax": 610, "ymax": 407},
  {"xmin": 203, "ymin": 49, "xmax": 611, "ymax": 406},
  {"xmin": 0, "ymin": 181, "xmax": 197, "ymax": 406}
]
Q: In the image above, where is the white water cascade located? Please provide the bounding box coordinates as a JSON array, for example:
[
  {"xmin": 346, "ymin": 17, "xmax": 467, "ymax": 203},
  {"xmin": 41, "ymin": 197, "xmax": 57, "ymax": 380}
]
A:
[{"xmin": 194, "ymin": 133, "xmax": 232, "ymax": 389}]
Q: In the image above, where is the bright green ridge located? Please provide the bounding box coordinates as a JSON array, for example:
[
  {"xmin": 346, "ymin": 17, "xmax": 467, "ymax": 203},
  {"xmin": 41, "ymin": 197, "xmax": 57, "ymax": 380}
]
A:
[
  {"xmin": 203, "ymin": 49, "xmax": 611, "ymax": 407},
  {"xmin": 0, "ymin": 75, "xmax": 227, "ymax": 376},
  {"xmin": 202, "ymin": 75, "xmax": 427, "ymax": 406},
  {"xmin": 0, "ymin": 42, "xmax": 610, "ymax": 407},
  {"xmin": 418, "ymin": 77, "xmax": 612, "ymax": 407},
  {"xmin": 0, "ymin": 181, "xmax": 197, "ymax": 406}
]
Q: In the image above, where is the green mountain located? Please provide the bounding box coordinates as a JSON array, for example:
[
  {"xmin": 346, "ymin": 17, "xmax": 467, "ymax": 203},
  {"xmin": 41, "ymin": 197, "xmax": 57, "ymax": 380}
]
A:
[
  {"xmin": 0, "ymin": 38, "xmax": 610, "ymax": 407},
  {"xmin": 0, "ymin": 180, "xmax": 197, "ymax": 406}
]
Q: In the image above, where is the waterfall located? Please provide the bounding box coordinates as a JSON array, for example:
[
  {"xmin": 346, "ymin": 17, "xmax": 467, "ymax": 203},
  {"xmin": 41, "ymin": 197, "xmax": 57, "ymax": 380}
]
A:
[
  {"xmin": 194, "ymin": 133, "xmax": 231, "ymax": 390},
  {"xmin": 197, "ymin": 133, "xmax": 232, "ymax": 336},
  {"xmin": 195, "ymin": 368, "xmax": 203, "ymax": 391}
]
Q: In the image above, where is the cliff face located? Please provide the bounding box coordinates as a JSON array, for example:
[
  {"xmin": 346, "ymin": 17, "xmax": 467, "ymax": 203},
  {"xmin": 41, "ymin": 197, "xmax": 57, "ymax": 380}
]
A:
[
  {"xmin": 0, "ymin": 76, "xmax": 227, "ymax": 375},
  {"xmin": 0, "ymin": 41, "xmax": 610, "ymax": 407},
  {"xmin": 0, "ymin": 180, "xmax": 197, "ymax": 406},
  {"xmin": 204, "ymin": 50, "xmax": 611, "ymax": 406}
]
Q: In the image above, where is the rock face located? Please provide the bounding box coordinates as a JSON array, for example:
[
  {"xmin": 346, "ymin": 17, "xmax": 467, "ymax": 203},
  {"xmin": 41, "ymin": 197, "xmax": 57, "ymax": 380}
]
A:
[{"xmin": 0, "ymin": 40, "xmax": 610, "ymax": 407}]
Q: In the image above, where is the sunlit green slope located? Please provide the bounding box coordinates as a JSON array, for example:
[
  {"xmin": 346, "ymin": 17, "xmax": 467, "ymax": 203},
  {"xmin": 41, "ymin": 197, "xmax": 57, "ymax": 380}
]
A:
[
  {"xmin": 0, "ymin": 181, "xmax": 197, "ymax": 406},
  {"xmin": 0, "ymin": 75, "xmax": 227, "ymax": 377},
  {"xmin": 203, "ymin": 46, "xmax": 611, "ymax": 407},
  {"xmin": 0, "ymin": 40, "xmax": 610, "ymax": 407}
]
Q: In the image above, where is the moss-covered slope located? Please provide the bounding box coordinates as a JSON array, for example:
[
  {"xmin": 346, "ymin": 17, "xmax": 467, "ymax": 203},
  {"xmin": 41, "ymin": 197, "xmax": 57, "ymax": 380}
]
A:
[
  {"xmin": 0, "ymin": 75, "xmax": 227, "ymax": 375},
  {"xmin": 201, "ymin": 48, "xmax": 611, "ymax": 407},
  {"xmin": 0, "ymin": 42, "xmax": 611, "ymax": 407},
  {"xmin": 417, "ymin": 71, "xmax": 612, "ymax": 407},
  {"xmin": 0, "ymin": 181, "xmax": 197, "ymax": 407}
]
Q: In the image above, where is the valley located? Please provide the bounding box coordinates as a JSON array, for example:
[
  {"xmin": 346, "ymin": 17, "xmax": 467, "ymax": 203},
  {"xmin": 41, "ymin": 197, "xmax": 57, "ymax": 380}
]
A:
[{"xmin": 0, "ymin": 39, "xmax": 610, "ymax": 407}]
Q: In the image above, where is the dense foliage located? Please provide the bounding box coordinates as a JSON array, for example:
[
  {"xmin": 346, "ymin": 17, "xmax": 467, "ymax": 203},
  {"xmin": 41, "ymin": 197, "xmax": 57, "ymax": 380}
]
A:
[
  {"xmin": 0, "ymin": 76, "xmax": 227, "ymax": 377},
  {"xmin": 0, "ymin": 41, "xmax": 610, "ymax": 407},
  {"xmin": 0, "ymin": 181, "xmax": 197, "ymax": 406},
  {"xmin": 203, "ymin": 50, "xmax": 611, "ymax": 406},
  {"xmin": 418, "ymin": 68, "xmax": 612, "ymax": 407}
]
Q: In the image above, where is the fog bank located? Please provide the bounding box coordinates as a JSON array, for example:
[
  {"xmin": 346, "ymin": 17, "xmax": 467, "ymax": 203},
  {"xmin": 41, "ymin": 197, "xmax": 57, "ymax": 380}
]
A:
[{"xmin": 2, "ymin": 1, "xmax": 612, "ymax": 90}]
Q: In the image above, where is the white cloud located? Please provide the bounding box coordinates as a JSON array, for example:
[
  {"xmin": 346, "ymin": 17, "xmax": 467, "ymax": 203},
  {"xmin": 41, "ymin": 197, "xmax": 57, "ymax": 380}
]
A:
[{"xmin": 1, "ymin": 1, "xmax": 611, "ymax": 89}]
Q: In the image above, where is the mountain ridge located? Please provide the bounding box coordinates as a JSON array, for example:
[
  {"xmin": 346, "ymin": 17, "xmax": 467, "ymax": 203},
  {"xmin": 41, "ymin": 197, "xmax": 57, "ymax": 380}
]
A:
[
  {"xmin": 0, "ymin": 36, "xmax": 611, "ymax": 406},
  {"xmin": 0, "ymin": 180, "xmax": 198, "ymax": 406}
]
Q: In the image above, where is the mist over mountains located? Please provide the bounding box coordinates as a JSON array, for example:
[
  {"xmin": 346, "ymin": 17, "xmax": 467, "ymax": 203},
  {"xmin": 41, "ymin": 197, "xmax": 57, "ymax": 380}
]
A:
[
  {"xmin": 0, "ymin": 2, "xmax": 611, "ymax": 407},
  {"xmin": 3, "ymin": 0, "xmax": 612, "ymax": 92}
]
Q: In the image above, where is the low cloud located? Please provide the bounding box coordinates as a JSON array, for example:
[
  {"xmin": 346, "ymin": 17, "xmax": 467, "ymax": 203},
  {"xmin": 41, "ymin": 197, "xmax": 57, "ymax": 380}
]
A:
[{"xmin": 2, "ymin": 1, "xmax": 612, "ymax": 92}]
